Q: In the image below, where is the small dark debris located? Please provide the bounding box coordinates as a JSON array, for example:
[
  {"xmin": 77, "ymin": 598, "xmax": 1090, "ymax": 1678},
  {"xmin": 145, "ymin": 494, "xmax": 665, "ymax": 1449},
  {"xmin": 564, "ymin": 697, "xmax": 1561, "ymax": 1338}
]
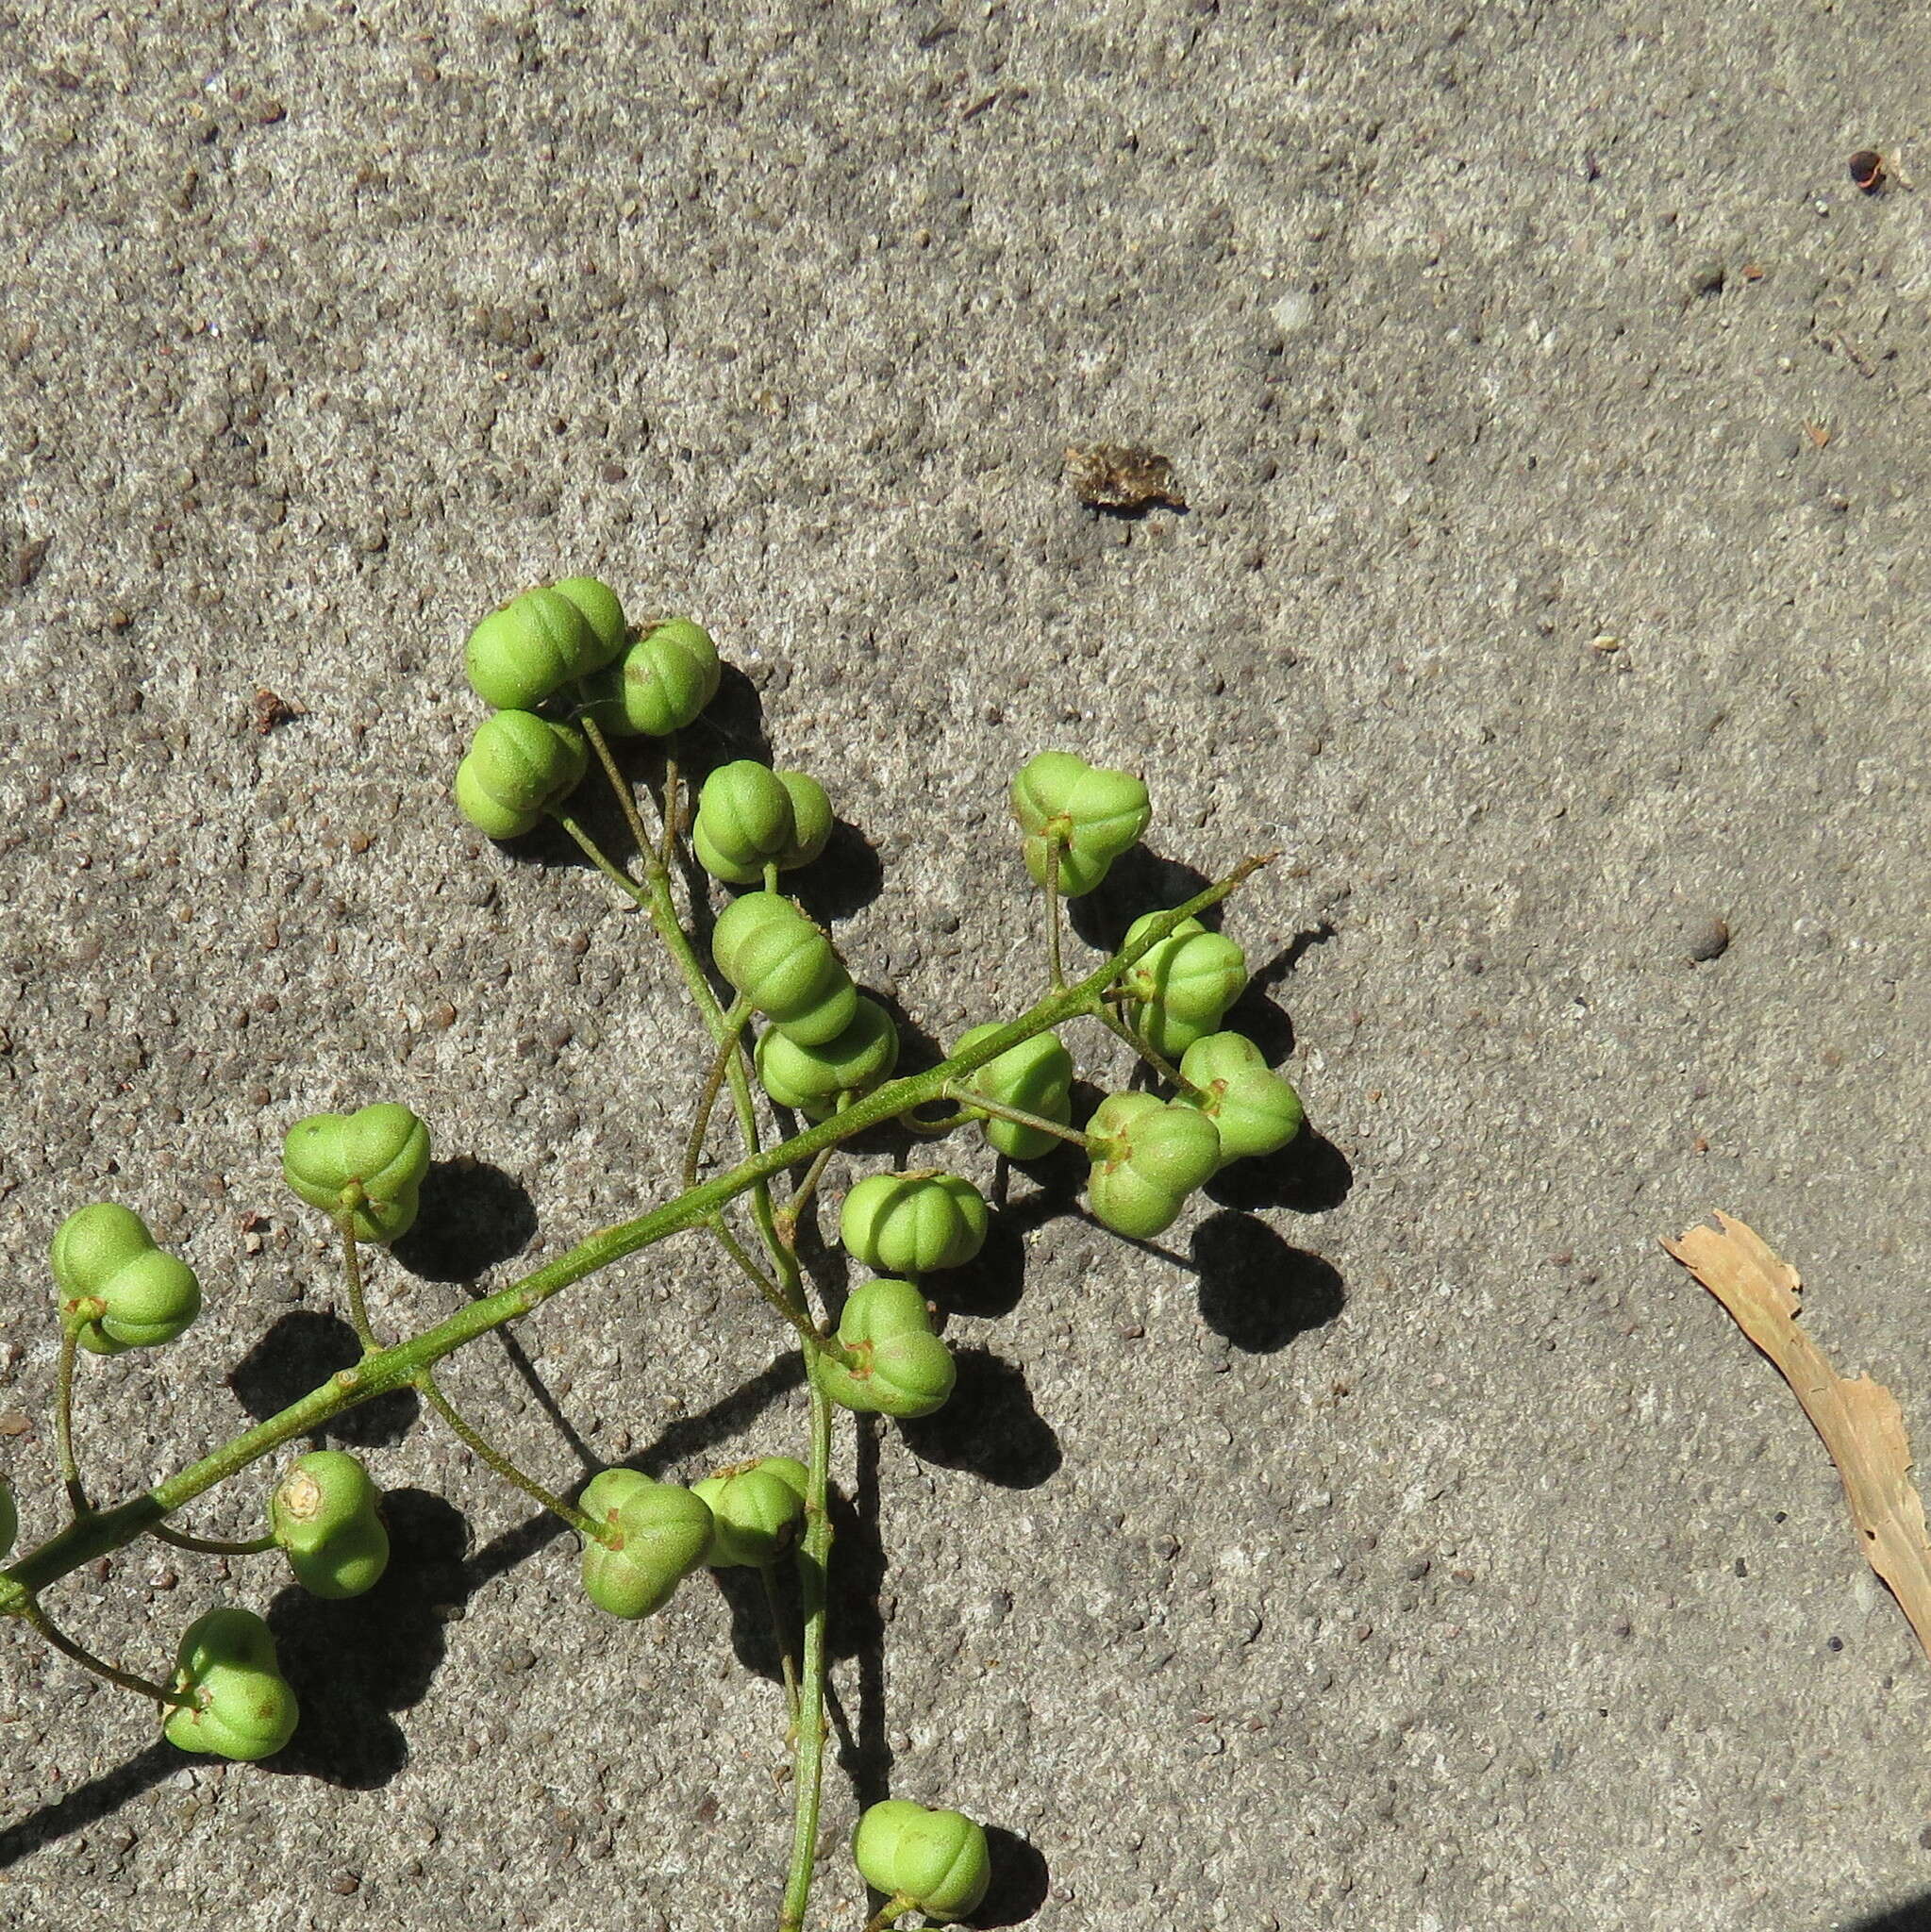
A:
[
  {"xmin": 1686, "ymin": 915, "xmax": 1730, "ymax": 963},
  {"xmin": 1686, "ymin": 259, "xmax": 1726, "ymax": 298},
  {"xmin": 11, "ymin": 538, "xmax": 50, "ymax": 589},
  {"xmin": 1848, "ymin": 149, "xmax": 1885, "ymax": 193},
  {"xmin": 1064, "ymin": 443, "xmax": 1188, "ymax": 514},
  {"xmin": 253, "ymin": 688, "xmax": 306, "ymax": 735}
]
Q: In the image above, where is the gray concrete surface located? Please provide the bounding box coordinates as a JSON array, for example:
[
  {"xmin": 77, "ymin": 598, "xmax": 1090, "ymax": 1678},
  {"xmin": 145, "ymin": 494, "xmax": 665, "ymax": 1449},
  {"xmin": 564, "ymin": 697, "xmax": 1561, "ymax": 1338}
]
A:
[{"xmin": 2, "ymin": 3, "xmax": 1928, "ymax": 1927}]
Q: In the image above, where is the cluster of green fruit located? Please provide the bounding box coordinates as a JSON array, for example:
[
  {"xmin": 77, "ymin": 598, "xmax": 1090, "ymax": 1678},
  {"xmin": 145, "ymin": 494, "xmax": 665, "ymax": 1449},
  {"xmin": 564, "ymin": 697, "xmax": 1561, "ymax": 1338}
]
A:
[{"xmin": 455, "ymin": 576, "xmax": 720, "ymax": 839}]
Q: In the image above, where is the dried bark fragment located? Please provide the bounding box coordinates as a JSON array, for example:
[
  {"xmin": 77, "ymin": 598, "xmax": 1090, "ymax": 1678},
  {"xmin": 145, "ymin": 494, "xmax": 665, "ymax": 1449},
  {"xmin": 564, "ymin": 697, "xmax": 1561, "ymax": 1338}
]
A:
[
  {"xmin": 1663, "ymin": 1212, "xmax": 1931, "ymax": 1660},
  {"xmin": 1063, "ymin": 444, "xmax": 1187, "ymax": 513}
]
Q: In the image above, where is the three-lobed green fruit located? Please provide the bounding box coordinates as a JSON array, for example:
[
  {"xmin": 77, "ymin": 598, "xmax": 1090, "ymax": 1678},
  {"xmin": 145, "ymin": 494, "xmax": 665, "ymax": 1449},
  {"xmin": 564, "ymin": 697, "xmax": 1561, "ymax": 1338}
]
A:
[
  {"xmin": 282, "ymin": 1103, "xmax": 432, "ymax": 1243},
  {"xmin": 581, "ymin": 617, "xmax": 722, "ymax": 738},
  {"xmin": 50, "ymin": 1203, "xmax": 202, "ymax": 1355},
  {"xmin": 853, "ymin": 1799, "xmax": 991, "ymax": 1923},
  {"xmin": 1177, "ymin": 1032, "xmax": 1304, "ymax": 1164},
  {"xmin": 953, "ymin": 1024, "xmax": 1074, "ymax": 1159},
  {"xmin": 1116, "ymin": 912, "xmax": 1247, "ymax": 1058},
  {"xmin": 840, "ymin": 1173, "xmax": 988, "ymax": 1275},
  {"xmin": 465, "ymin": 584, "xmax": 622, "ymax": 712},
  {"xmin": 756, "ymin": 998, "xmax": 900, "ymax": 1119},
  {"xmin": 692, "ymin": 762, "xmax": 833, "ymax": 882},
  {"xmin": 578, "ymin": 1471, "xmax": 714, "ymax": 1619},
  {"xmin": 163, "ymin": 1607, "xmax": 300, "ymax": 1761},
  {"xmin": 820, "ymin": 1280, "xmax": 956, "ymax": 1419},
  {"xmin": 711, "ymin": 891, "xmax": 857, "ymax": 1045},
  {"xmin": 455, "ymin": 709, "xmax": 589, "ymax": 840},
  {"xmin": 270, "ymin": 1450, "xmax": 390, "ymax": 1599},
  {"xmin": 1010, "ymin": 750, "xmax": 1151, "ymax": 897},
  {"xmin": 1085, "ymin": 1092, "xmax": 1222, "ymax": 1240},
  {"xmin": 691, "ymin": 1457, "xmax": 809, "ymax": 1569}
]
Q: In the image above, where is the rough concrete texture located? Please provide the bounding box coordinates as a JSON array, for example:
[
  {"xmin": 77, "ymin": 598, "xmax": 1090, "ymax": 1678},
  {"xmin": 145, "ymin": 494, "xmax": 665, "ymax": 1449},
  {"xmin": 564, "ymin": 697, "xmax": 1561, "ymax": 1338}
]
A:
[{"xmin": 1, "ymin": 3, "xmax": 1927, "ymax": 1928}]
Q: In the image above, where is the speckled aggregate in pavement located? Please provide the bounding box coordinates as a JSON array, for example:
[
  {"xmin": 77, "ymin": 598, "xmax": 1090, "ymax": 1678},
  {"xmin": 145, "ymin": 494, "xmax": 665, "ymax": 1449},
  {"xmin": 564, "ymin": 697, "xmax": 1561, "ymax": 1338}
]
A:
[{"xmin": 2, "ymin": 5, "xmax": 1928, "ymax": 1929}]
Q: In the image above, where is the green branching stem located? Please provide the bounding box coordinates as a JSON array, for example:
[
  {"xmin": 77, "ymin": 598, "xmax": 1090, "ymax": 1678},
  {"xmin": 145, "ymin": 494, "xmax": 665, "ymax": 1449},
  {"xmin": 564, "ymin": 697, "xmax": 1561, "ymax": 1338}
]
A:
[
  {"xmin": 777, "ymin": 1365, "xmax": 836, "ymax": 1932},
  {"xmin": 17, "ymin": 1597, "xmax": 189, "ymax": 1707},
  {"xmin": 149, "ymin": 1524, "xmax": 277, "ymax": 1557},
  {"xmin": 417, "ymin": 1373, "xmax": 602, "ymax": 1542},
  {"xmin": 1045, "ymin": 838, "xmax": 1066, "ymax": 991},
  {"xmin": 54, "ymin": 1325, "xmax": 88, "ymax": 1514},
  {"xmin": 0, "ymin": 853, "xmax": 1269, "ymax": 1624},
  {"xmin": 862, "ymin": 1895, "xmax": 918, "ymax": 1932},
  {"xmin": 1084, "ymin": 996, "xmax": 1188, "ymax": 1089},
  {"xmin": 938, "ymin": 1089, "xmax": 1092, "ymax": 1152},
  {"xmin": 686, "ymin": 996, "xmax": 754, "ymax": 1189},
  {"xmin": 759, "ymin": 1560, "xmax": 800, "ymax": 1728},
  {"xmin": 338, "ymin": 1210, "xmax": 376, "ymax": 1352}
]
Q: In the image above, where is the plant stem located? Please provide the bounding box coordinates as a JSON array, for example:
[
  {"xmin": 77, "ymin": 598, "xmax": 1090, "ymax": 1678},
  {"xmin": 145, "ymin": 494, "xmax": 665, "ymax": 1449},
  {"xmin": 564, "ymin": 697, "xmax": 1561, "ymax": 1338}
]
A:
[
  {"xmin": 16, "ymin": 1597, "xmax": 188, "ymax": 1707},
  {"xmin": 0, "ymin": 858, "xmax": 1270, "ymax": 1614},
  {"xmin": 1084, "ymin": 996, "xmax": 1187, "ymax": 1087},
  {"xmin": 149, "ymin": 1524, "xmax": 278, "ymax": 1557},
  {"xmin": 759, "ymin": 1561, "xmax": 800, "ymax": 1728},
  {"xmin": 659, "ymin": 743, "xmax": 682, "ymax": 872},
  {"xmin": 417, "ymin": 1374, "xmax": 601, "ymax": 1541},
  {"xmin": 777, "ymin": 1364, "xmax": 835, "ymax": 1932},
  {"xmin": 707, "ymin": 1216, "xmax": 831, "ymax": 1356},
  {"xmin": 1045, "ymin": 837, "xmax": 1066, "ymax": 990},
  {"xmin": 552, "ymin": 810, "xmax": 646, "ymax": 906},
  {"xmin": 54, "ymin": 1326, "xmax": 88, "ymax": 1514},
  {"xmin": 940, "ymin": 1089, "xmax": 1091, "ymax": 1151},
  {"xmin": 338, "ymin": 1213, "xmax": 377, "ymax": 1352},
  {"xmin": 580, "ymin": 716, "xmax": 657, "ymax": 870},
  {"xmin": 862, "ymin": 1897, "xmax": 918, "ymax": 1932},
  {"xmin": 685, "ymin": 996, "xmax": 753, "ymax": 1189}
]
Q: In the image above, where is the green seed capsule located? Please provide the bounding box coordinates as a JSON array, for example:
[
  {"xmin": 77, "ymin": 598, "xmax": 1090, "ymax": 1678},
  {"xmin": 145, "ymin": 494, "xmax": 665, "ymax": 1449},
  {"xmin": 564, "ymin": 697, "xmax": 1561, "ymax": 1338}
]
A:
[
  {"xmin": 1085, "ymin": 1092, "xmax": 1223, "ymax": 1239},
  {"xmin": 1177, "ymin": 1032, "xmax": 1305, "ymax": 1164},
  {"xmin": 550, "ymin": 576, "xmax": 628, "ymax": 667},
  {"xmin": 163, "ymin": 1607, "xmax": 300, "ymax": 1762},
  {"xmin": 840, "ymin": 1173, "xmax": 989, "ymax": 1275},
  {"xmin": 853, "ymin": 1799, "xmax": 992, "ymax": 1923},
  {"xmin": 820, "ymin": 1279, "xmax": 956, "ymax": 1419},
  {"xmin": 1010, "ymin": 751, "xmax": 1151, "ymax": 897},
  {"xmin": 282, "ymin": 1104, "xmax": 432, "ymax": 1244},
  {"xmin": 1118, "ymin": 914, "xmax": 1248, "ymax": 1056},
  {"xmin": 953, "ymin": 1024, "xmax": 1074, "ymax": 1159},
  {"xmin": 692, "ymin": 761, "xmax": 799, "ymax": 884},
  {"xmin": 691, "ymin": 1457, "xmax": 809, "ymax": 1569},
  {"xmin": 756, "ymin": 998, "xmax": 900, "ymax": 1119},
  {"xmin": 0, "ymin": 1481, "xmax": 16, "ymax": 1562},
  {"xmin": 455, "ymin": 710, "xmax": 588, "ymax": 840},
  {"xmin": 270, "ymin": 1450, "xmax": 390, "ymax": 1599},
  {"xmin": 579, "ymin": 617, "xmax": 721, "ymax": 738},
  {"xmin": 577, "ymin": 1471, "xmax": 714, "ymax": 1620},
  {"xmin": 50, "ymin": 1203, "xmax": 202, "ymax": 1355},
  {"xmin": 774, "ymin": 771, "xmax": 833, "ymax": 870},
  {"xmin": 711, "ymin": 892, "xmax": 857, "ymax": 1046},
  {"xmin": 464, "ymin": 586, "xmax": 603, "ymax": 711}
]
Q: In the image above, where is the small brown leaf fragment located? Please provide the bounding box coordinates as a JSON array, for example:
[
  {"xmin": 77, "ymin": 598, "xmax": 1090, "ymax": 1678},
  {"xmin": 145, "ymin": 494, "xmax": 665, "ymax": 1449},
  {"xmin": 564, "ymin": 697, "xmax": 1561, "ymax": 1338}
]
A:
[
  {"xmin": 11, "ymin": 538, "xmax": 50, "ymax": 590},
  {"xmin": 1663, "ymin": 1213, "xmax": 1931, "ymax": 1662},
  {"xmin": 0, "ymin": 1411, "xmax": 32, "ymax": 1438},
  {"xmin": 1063, "ymin": 443, "xmax": 1187, "ymax": 513},
  {"xmin": 253, "ymin": 689, "xmax": 305, "ymax": 735},
  {"xmin": 1804, "ymin": 422, "xmax": 1831, "ymax": 449}
]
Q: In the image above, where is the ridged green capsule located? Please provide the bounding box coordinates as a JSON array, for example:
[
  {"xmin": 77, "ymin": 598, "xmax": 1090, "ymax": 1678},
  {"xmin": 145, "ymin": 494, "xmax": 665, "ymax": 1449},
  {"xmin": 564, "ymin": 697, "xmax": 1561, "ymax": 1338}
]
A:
[
  {"xmin": 952, "ymin": 1024, "xmax": 1074, "ymax": 1159},
  {"xmin": 1010, "ymin": 750, "xmax": 1151, "ymax": 897},
  {"xmin": 282, "ymin": 1103, "xmax": 431, "ymax": 1243},
  {"xmin": 163, "ymin": 1608, "xmax": 299, "ymax": 1762},
  {"xmin": 455, "ymin": 709, "xmax": 589, "ymax": 840},
  {"xmin": 577, "ymin": 1471, "xmax": 714, "ymax": 1620},
  {"xmin": 50, "ymin": 1203, "xmax": 202, "ymax": 1355},
  {"xmin": 853, "ymin": 1800, "xmax": 991, "ymax": 1923},
  {"xmin": 820, "ymin": 1279, "xmax": 956, "ymax": 1419},
  {"xmin": 711, "ymin": 891, "xmax": 857, "ymax": 1046},
  {"xmin": 269, "ymin": 1450, "xmax": 390, "ymax": 1600},
  {"xmin": 840, "ymin": 1173, "xmax": 989, "ymax": 1275},
  {"xmin": 755, "ymin": 998, "xmax": 899, "ymax": 1119},
  {"xmin": 1085, "ymin": 1092, "xmax": 1222, "ymax": 1240},
  {"xmin": 691, "ymin": 1457, "xmax": 809, "ymax": 1569},
  {"xmin": 580, "ymin": 617, "xmax": 721, "ymax": 738},
  {"xmin": 550, "ymin": 576, "xmax": 628, "ymax": 666},
  {"xmin": 1178, "ymin": 1032, "xmax": 1305, "ymax": 1164},
  {"xmin": 464, "ymin": 586, "xmax": 605, "ymax": 711},
  {"xmin": 692, "ymin": 761, "xmax": 799, "ymax": 884},
  {"xmin": 0, "ymin": 1480, "xmax": 16, "ymax": 1562},
  {"xmin": 1117, "ymin": 912, "xmax": 1247, "ymax": 1058},
  {"xmin": 774, "ymin": 771, "xmax": 833, "ymax": 870}
]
